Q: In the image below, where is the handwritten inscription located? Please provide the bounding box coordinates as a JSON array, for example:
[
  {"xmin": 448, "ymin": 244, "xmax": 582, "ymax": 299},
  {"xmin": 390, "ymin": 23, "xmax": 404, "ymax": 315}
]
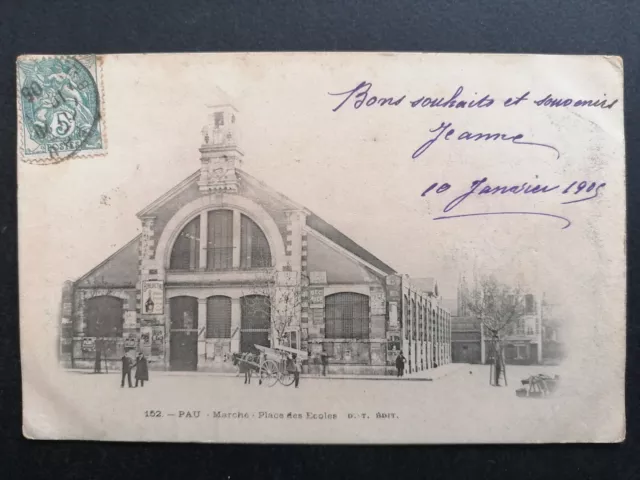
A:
[
  {"xmin": 412, "ymin": 121, "xmax": 559, "ymax": 160},
  {"xmin": 328, "ymin": 81, "xmax": 619, "ymax": 112},
  {"xmin": 328, "ymin": 80, "xmax": 618, "ymax": 229},
  {"xmin": 421, "ymin": 178, "xmax": 606, "ymax": 229}
]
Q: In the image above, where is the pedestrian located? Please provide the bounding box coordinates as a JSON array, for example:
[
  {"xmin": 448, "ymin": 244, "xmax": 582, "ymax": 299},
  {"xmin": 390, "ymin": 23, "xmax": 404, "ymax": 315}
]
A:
[
  {"xmin": 292, "ymin": 353, "xmax": 302, "ymax": 388},
  {"xmin": 395, "ymin": 351, "xmax": 406, "ymax": 377},
  {"xmin": 94, "ymin": 346, "xmax": 101, "ymax": 373},
  {"xmin": 120, "ymin": 351, "xmax": 133, "ymax": 388},
  {"xmin": 134, "ymin": 352, "xmax": 149, "ymax": 387},
  {"xmin": 320, "ymin": 350, "xmax": 328, "ymax": 376}
]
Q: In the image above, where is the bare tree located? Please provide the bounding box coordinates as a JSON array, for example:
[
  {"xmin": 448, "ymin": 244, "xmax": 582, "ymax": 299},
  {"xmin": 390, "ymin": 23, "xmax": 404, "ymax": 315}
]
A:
[
  {"xmin": 466, "ymin": 275, "xmax": 524, "ymax": 386},
  {"xmin": 242, "ymin": 263, "xmax": 309, "ymax": 349}
]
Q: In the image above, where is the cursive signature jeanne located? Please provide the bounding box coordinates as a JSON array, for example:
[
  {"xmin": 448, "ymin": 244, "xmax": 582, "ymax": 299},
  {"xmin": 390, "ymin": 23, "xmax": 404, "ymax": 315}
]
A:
[{"xmin": 412, "ymin": 121, "xmax": 560, "ymax": 160}]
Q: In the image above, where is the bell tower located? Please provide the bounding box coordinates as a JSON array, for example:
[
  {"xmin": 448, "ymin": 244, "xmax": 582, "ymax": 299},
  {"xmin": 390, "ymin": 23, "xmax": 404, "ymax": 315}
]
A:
[{"xmin": 198, "ymin": 93, "xmax": 243, "ymax": 193}]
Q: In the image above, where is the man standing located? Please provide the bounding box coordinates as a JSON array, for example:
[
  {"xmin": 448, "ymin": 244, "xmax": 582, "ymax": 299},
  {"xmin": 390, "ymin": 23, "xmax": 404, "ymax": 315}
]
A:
[
  {"xmin": 121, "ymin": 351, "xmax": 133, "ymax": 388},
  {"xmin": 292, "ymin": 353, "xmax": 302, "ymax": 388},
  {"xmin": 320, "ymin": 350, "xmax": 329, "ymax": 376},
  {"xmin": 395, "ymin": 351, "xmax": 406, "ymax": 378}
]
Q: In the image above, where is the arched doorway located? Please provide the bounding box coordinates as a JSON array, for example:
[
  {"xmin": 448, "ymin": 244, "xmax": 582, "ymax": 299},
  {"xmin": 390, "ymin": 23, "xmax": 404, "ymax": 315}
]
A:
[
  {"xmin": 170, "ymin": 296, "xmax": 198, "ymax": 371},
  {"xmin": 240, "ymin": 295, "xmax": 270, "ymax": 353}
]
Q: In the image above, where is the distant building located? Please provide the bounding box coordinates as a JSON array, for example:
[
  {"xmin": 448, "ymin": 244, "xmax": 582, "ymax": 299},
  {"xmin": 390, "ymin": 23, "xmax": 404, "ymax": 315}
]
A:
[
  {"xmin": 58, "ymin": 94, "xmax": 451, "ymax": 375},
  {"xmin": 450, "ymin": 276, "xmax": 543, "ymax": 365},
  {"xmin": 541, "ymin": 298, "xmax": 566, "ymax": 363}
]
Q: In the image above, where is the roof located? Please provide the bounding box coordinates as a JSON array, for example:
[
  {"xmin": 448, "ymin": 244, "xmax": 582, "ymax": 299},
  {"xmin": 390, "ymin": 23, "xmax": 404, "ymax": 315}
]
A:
[
  {"xmin": 413, "ymin": 277, "xmax": 438, "ymax": 295},
  {"xmin": 306, "ymin": 213, "xmax": 396, "ymax": 275},
  {"xmin": 75, "ymin": 235, "xmax": 140, "ymax": 287}
]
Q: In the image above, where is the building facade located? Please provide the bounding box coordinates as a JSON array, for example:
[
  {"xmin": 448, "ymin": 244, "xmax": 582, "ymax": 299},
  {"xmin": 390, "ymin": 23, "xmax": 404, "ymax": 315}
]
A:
[
  {"xmin": 59, "ymin": 99, "xmax": 451, "ymax": 375},
  {"xmin": 450, "ymin": 277, "xmax": 543, "ymax": 365}
]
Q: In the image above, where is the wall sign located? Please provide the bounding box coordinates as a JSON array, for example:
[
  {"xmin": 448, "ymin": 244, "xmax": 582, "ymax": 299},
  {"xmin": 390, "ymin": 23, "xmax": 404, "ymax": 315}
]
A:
[
  {"xmin": 371, "ymin": 289, "xmax": 386, "ymax": 315},
  {"xmin": 389, "ymin": 302, "xmax": 398, "ymax": 327},
  {"xmin": 81, "ymin": 337, "xmax": 95, "ymax": 351},
  {"xmin": 124, "ymin": 334, "xmax": 138, "ymax": 349},
  {"xmin": 386, "ymin": 275, "xmax": 401, "ymax": 301},
  {"xmin": 124, "ymin": 311, "xmax": 137, "ymax": 329},
  {"xmin": 309, "ymin": 271, "xmax": 327, "ymax": 284},
  {"xmin": 151, "ymin": 326, "xmax": 164, "ymax": 356},
  {"xmin": 309, "ymin": 288, "xmax": 324, "ymax": 308},
  {"xmin": 140, "ymin": 326, "xmax": 152, "ymax": 347},
  {"xmin": 142, "ymin": 280, "xmax": 164, "ymax": 314}
]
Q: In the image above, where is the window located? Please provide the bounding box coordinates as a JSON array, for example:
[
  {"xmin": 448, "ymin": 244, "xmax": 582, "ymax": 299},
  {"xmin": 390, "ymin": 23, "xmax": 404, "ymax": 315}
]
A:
[
  {"xmin": 240, "ymin": 214, "xmax": 271, "ymax": 268},
  {"xmin": 282, "ymin": 330, "xmax": 299, "ymax": 350},
  {"xmin": 404, "ymin": 295, "xmax": 409, "ymax": 339},
  {"xmin": 85, "ymin": 296, "xmax": 124, "ymax": 337},
  {"xmin": 207, "ymin": 210, "xmax": 233, "ymax": 270},
  {"xmin": 206, "ymin": 296, "xmax": 231, "ymax": 338},
  {"xmin": 214, "ymin": 112, "xmax": 224, "ymax": 127},
  {"xmin": 241, "ymin": 295, "xmax": 271, "ymax": 330},
  {"xmin": 411, "ymin": 299, "xmax": 416, "ymax": 340},
  {"xmin": 418, "ymin": 302, "xmax": 423, "ymax": 341},
  {"xmin": 325, "ymin": 293, "xmax": 370, "ymax": 339},
  {"xmin": 525, "ymin": 294, "xmax": 535, "ymax": 314},
  {"xmin": 170, "ymin": 217, "xmax": 200, "ymax": 270}
]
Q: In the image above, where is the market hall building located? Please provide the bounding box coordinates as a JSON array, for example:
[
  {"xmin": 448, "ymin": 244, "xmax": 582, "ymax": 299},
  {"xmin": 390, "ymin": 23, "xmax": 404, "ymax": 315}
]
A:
[{"xmin": 59, "ymin": 101, "xmax": 452, "ymax": 376}]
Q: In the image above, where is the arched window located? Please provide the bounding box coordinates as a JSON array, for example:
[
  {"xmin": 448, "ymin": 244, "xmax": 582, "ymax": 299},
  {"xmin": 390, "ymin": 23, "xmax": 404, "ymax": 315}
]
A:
[
  {"xmin": 206, "ymin": 296, "xmax": 231, "ymax": 338},
  {"xmin": 85, "ymin": 295, "xmax": 124, "ymax": 337},
  {"xmin": 170, "ymin": 217, "xmax": 200, "ymax": 270},
  {"xmin": 240, "ymin": 214, "xmax": 272, "ymax": 269},
  {"xmin": 207, "ymin": 210, "xmax": 233, "ymax": 270},
  {"xmin": 325, "ymin": 293, "xmax": 370, "ymax": 339}
]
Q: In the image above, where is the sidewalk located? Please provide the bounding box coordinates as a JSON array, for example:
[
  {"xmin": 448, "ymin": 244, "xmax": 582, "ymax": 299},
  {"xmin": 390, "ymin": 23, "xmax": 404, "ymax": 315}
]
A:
[{"xmin": 66, "ymin": 363, "xmax": 467, "ymax": 381}]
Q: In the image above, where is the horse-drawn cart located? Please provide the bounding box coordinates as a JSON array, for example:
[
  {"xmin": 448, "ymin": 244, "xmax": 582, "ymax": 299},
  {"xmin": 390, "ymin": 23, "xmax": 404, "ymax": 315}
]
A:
[{"xmin": 233, "ymin": 344, "xmax": 308, "ymax": 387}]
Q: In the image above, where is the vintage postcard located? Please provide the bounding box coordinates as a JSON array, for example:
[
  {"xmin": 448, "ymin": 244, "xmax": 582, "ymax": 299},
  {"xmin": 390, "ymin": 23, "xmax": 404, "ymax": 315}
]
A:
[{"xmin": 18, "ymin": 53, "xmax": 626, "ymax": 443}]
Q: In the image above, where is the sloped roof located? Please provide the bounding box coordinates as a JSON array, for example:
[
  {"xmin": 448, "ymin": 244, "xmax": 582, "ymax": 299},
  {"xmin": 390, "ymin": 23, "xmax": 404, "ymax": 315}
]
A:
[
  {"xmin": 75, "ymin": 236, "xmax": 140, "ymax": 287},
  {"xmin": 306, "ymin": 214, "xmax": 396, "ymax": 275},
  {"xmin": 134, "ymin": 167, "xmax": 397, "ymax": 276}
]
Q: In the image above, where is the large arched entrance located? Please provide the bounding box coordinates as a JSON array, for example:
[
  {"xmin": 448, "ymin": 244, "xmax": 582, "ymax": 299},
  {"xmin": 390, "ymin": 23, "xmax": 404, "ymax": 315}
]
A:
[
  {"xmin": 169, "ymin": 296, "xmax": 198, "ymax": 371},
  {"xmin": 240, "ymin": 295, "xmax": 270, "ymax": 354}
]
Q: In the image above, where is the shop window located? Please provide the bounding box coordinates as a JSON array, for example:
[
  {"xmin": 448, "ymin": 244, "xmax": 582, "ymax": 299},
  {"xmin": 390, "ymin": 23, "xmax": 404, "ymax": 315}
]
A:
[
  {"xmin": 240, "ymin": 214, "xmax": 272, "ymax": 269},
  {"xmin": 85, "ymin": 296, "xmax": 124, "ymax": 337},
  {"xmin": 206, "ymin": 296, "xmax": 231, "ymax": 338},
  {"xmin": 170, "ymin": 217, "xmax": 200, "ymax": 270},
  {"xmin": 207, "ymin": 210, "xmax": 233, "ymax": 270},
  {"xmin": 325, "ymin": 293, "xmax": 370, "ymax": 339}
]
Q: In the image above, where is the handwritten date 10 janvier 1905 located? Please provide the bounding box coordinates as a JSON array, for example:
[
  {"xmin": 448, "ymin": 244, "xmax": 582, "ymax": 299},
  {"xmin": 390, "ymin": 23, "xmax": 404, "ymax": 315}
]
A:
[{"xmin": 423, "ymin": 178, "xmax": 607, "ymax": 212}]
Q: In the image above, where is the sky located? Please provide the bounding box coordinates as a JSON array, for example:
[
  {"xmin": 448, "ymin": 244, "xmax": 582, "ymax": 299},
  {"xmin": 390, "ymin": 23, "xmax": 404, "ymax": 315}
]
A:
[{"xmin": 19, "ymin": 52, "xmax": 625, "ymax": 341}]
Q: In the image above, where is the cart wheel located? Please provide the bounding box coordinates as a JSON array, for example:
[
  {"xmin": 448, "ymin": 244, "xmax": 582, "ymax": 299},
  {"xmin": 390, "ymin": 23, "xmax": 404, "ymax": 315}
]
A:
[
  {"xmin": 279, "ymin": 369, "xmax": 295, "ymax": 387},
  {"xmin": 260, "ymin": 360, "xmax": 279, "ymax": 387}
]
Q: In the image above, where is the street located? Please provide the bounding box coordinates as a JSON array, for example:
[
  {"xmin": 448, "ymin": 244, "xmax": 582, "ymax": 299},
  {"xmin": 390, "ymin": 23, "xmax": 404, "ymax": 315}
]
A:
[{"xmin": 29, "ymin": 363, "xmax": 598, "ymax": 443}]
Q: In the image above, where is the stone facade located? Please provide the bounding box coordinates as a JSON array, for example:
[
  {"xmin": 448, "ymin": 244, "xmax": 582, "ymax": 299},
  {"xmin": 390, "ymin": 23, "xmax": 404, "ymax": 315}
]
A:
[{"xmin": 59, "ymin": 99, "xmax": 452, "ymax": 375}]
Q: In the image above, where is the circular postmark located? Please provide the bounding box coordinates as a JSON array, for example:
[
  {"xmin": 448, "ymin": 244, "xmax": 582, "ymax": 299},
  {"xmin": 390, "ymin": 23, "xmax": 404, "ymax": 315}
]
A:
[{"xmin": 18, "ymin": 56, "xmax": 103, "ymax": 164}]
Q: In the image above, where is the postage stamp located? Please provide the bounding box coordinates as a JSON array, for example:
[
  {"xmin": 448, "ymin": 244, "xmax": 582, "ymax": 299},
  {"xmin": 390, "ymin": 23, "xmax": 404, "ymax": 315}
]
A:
[{"xmin": 17, "ymin": 54, "xmax": 106, "ymax": 164}]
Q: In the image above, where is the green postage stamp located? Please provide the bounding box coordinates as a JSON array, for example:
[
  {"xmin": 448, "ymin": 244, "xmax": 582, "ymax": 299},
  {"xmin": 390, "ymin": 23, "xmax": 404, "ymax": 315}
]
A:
[{"xmin": 17, "ymin": 54, "xmax": 106, "ymax": 164}]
